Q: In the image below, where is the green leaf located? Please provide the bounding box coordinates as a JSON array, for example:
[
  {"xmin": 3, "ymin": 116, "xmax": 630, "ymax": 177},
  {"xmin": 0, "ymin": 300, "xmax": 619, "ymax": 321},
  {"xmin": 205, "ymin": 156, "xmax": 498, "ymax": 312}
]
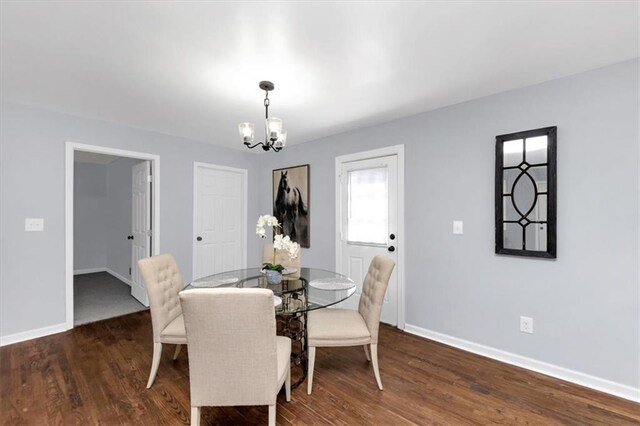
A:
[{"xmin": 262, "ymin": 263, "xmax": 285, "ymax": 272}]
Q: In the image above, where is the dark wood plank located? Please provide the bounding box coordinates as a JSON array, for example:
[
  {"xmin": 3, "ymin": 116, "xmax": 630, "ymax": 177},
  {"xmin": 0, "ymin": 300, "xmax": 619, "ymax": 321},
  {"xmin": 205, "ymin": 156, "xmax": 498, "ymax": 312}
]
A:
[{"xmin": 1, "ymin": 311, "xmax": 638, "ymax": 425}]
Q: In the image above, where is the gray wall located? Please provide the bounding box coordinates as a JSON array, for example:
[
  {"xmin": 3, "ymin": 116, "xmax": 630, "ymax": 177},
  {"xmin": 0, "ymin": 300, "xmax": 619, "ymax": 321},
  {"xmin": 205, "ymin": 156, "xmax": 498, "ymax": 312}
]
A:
[
  {"xmin": 255, "ymin": 59, "xmax": 639, "ymax": 387},
  {"xmin": 105, "ymin": 157, "xmax": 142, "ymax": 281},
  {"xmin": 0, "ymin": 102, "xmax": 261, "ymax": 337},
  {"xmin": 73, "ymin": 162, "xmax": 108, "ymax": 271}
]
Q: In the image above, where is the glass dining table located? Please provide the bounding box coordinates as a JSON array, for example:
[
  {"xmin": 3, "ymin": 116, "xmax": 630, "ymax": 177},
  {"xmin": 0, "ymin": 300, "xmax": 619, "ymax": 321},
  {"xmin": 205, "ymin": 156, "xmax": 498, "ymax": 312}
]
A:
[{"xmin": 183, "ymin": 267, "xmax": 356, "ymax": 388}]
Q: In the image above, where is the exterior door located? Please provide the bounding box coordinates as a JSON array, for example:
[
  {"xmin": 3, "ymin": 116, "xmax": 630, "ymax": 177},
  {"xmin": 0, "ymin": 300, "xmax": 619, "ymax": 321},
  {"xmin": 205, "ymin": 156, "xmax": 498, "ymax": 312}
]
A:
[
  {"xmin": 338, "ymin": 154, "xmax": 399, "ymax": 325},
  {"xmin": 193, "ymin": 163, "xmax": 246, "ymax": 280},
  {"xmin": 131, "ymin": 160, "xmax": 151, "ymax": 306}
]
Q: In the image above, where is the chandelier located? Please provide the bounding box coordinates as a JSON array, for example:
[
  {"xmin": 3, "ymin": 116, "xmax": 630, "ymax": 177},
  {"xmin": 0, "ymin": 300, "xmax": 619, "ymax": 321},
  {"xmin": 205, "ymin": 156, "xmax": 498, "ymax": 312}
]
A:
[{"xmin": 238, "ymin": 81, "xmax": 287, "ymax": 152}]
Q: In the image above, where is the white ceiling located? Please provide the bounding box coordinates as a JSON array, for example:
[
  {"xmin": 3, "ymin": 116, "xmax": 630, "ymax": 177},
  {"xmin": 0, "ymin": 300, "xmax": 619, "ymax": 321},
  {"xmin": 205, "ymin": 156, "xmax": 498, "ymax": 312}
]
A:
[{"xmin": 1, "ymin": 2, "xmax": 638, "ymax": 150}]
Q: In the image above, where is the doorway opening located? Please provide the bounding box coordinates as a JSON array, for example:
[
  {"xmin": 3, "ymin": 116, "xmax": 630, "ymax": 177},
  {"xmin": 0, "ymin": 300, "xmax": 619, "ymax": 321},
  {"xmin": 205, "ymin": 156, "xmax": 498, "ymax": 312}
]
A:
[{"xmin": 65, "ymin": 142, "xmax": 160, "ymax": 329}]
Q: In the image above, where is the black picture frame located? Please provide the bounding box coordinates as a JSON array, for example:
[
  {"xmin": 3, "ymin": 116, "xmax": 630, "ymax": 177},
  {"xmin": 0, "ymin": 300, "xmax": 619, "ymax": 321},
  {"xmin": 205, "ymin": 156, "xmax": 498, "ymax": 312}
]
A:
[
  {"xmin": 495, "ymin": 126, "xmax": 557, "ymax": 258},
  {"xmin": 272, "ymin": 164, "xmax": 310, "ymax": 248}
]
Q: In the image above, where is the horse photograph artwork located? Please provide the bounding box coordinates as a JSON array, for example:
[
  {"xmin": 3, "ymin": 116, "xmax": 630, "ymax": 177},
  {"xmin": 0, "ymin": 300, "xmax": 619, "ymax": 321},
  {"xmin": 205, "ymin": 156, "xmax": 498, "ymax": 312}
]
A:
[{"xmin": 273, "ymin": 164, "xmax": 310, "ymax": 248}]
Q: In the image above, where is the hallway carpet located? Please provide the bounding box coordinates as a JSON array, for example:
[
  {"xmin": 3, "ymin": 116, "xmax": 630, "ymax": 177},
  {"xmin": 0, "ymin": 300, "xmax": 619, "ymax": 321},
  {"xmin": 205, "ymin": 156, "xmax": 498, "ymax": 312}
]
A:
[{"xmin": 74, "ymin": 272, "xmax": 147, "ymax": 325}]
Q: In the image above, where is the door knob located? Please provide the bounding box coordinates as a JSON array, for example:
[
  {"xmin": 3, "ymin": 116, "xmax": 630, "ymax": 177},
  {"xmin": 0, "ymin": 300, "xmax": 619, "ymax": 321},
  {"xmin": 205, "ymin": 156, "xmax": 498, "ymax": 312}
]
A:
[
  {"xmin": 389, "ymin": 234, "xmax": 396, "ymax": 240},
  {"xmin": 127, "ymin": 235, "xmax": 134, "ymax": 240},
  {"xmin": 196, "ymin": 236, "xmax": 202, "ymax": 241},
  {"xmin": 388, "ymin": 246, "xmax": 395, "ymax": 252}
]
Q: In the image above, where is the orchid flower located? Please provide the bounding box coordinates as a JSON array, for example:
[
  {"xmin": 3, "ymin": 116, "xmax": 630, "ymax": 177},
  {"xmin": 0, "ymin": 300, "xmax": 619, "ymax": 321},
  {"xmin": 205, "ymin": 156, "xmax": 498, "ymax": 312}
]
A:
[{"xmin": 256, "ymin": 214, "xmax": 300, "ymax": 267}]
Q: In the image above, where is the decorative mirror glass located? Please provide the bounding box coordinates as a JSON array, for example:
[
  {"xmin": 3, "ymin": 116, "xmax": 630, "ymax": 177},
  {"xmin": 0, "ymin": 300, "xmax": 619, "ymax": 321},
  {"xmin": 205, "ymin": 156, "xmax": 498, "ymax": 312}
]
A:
[{"xmin": 495, "ymin": 126, "xmax": 556, "ymax": 258}]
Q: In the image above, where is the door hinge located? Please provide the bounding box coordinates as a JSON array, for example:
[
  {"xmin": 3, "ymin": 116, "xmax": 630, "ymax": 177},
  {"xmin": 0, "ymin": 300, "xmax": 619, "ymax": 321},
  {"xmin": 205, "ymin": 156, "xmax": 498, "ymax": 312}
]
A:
[
  {"xmin": 147, "ymin": 229, "xmax": 152, "ymax": 237},
  {"xmin": 147, "ymin": 175, "xmax": 153, "ymax": 183},
  {"xmin": 128, "ymin": 267, "xmax": 131, "ymax": 275}
]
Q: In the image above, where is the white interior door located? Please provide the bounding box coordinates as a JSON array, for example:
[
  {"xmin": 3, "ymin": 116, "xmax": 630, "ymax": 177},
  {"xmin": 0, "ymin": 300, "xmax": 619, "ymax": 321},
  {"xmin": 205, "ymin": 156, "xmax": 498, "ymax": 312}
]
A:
[
  {"xmin": 193, "ymin": 164, "xmax": 246, "ymax": 280},
  {"xmin": 337, "ymin": 155, "xmax": 399, "ymax": 325},
  {"xmin": 131, "ymin": 160, "xmax": 151, "ymax": 306}
]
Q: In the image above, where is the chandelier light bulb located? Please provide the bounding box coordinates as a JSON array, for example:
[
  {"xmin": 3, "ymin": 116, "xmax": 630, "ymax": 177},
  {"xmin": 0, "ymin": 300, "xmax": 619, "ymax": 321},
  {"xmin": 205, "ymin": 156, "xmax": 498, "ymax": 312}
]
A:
[
  {"xmin": 267, "ymin": 117, "xmax": 283, "ymax": 141},
  {"xmin": 274, "ymin": 130, "xmax": 287, "ymax": 148},
  {"xmin": 238, "ymin": 122, "xmax": 255, "ymax": 144}
]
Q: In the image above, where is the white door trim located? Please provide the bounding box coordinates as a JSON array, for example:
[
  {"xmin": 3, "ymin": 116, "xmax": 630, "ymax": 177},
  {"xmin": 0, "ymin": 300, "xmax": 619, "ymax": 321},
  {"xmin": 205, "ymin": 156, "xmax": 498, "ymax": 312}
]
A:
[
  {"xmin": 192, "ymin": 162, "xmax": 248, "ymax": 280},
  {"xmin": 335, "ymin": 144, "xmax": 406, "ymax": 329},
  {"xmin": 65, "ymin": 142, "xmax": 161, "ymax": 330}
]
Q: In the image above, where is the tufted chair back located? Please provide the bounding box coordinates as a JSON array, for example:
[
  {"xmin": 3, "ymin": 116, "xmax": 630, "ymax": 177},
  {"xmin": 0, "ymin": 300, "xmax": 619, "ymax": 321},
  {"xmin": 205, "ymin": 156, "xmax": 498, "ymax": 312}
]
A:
[
  {"xmin": 138, "ymin": 253, "xmax": 184, "ymax": 343},
  {"xmin": 358, "ymin": 255, "xmax": 395, "ymax": 344},
  {"xmin": 262, "ymin": 244, "xmax": 301, "ymax": 271}
]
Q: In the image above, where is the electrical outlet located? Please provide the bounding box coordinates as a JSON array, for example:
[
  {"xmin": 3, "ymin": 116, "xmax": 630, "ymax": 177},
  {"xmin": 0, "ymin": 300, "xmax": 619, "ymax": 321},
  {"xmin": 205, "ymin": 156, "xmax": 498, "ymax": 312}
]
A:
[
  {"xmin": 520, "ymin": 316, "xmax": 533, "ymax": 334},
  {"xmin": 25, "ymin": 218, "xmax": 44, "ymax": 232}
]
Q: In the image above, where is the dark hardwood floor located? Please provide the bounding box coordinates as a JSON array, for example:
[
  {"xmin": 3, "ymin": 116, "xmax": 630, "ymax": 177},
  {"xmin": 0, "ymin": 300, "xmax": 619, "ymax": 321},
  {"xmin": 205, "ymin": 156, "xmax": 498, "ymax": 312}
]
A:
[{"xmin": 1, "ymin": 310, "xmax": 638, "ymax": 425}]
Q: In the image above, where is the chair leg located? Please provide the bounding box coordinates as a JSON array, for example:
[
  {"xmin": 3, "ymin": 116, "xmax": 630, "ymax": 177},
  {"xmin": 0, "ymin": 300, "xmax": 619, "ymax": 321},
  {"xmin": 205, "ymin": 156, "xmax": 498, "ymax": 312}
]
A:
[
  {"xmin": 147, "ymin": 342, "xmax": 162, "ymax": 388},
  {"xmin": 173, "ymin": 344, "xmax": 182, "ymax": 360},
  {"xmin": 268, "ymin": 404, "xmax": 276, "ymax": 426},
  {"xmin": 307, "ymin": 346, "xmax": 316, "ymax": 395},
  {"xmin": 191, "ymin": 406, "xmax": 201, "ymax": 426},
  {"xmin": 371, "ymin": 343, "xmax": 383, "ymax": 390},
  {"xmin": 285, "ymin": 359, "xmax": 291, "ymax": 402},
  {"xmin": 363, "ymin": 344, "xmax": 371, "ymax": 362}
]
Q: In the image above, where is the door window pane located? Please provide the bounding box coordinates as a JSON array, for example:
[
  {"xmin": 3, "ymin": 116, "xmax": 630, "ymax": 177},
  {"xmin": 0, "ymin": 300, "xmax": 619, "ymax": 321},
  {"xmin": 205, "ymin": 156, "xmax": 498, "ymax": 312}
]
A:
[{"xmin": 347, "ymin": 167, "xmax": 387, "ymax": 244}]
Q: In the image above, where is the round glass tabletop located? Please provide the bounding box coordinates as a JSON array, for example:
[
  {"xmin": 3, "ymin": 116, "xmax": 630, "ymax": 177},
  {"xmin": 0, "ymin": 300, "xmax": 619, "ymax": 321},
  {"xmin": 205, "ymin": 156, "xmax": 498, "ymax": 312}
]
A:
[{"xmin": 185, "ymin": 267, "xmax": 356, "ymax": 314}]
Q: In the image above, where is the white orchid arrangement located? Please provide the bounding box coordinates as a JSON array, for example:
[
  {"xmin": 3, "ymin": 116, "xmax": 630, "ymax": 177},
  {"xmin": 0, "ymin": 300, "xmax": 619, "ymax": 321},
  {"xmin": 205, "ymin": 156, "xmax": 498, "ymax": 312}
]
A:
[{"xmin": 256, "ymin": 214, "xmax": 300, "ymax": 272}]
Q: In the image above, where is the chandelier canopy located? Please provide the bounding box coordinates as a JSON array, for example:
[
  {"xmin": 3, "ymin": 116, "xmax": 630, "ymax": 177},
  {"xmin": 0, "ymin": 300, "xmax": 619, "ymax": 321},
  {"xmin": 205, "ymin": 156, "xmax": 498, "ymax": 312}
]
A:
[{"xmin": 239, "ymin": 81, "xmax": 287, "ymax": 152}]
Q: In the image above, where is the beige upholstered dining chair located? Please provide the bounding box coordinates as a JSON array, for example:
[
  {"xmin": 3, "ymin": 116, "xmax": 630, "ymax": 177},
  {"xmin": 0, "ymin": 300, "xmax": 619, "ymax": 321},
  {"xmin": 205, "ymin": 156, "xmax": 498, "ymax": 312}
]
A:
[
  {"xmin": 180, "ymin": 288, "xmax": 291, "ymax": 426},
  {"xmin": 307, "ymin": 254, "xmax": 395, "ymax": 394},
  {"xmin": 262, "ymin": 243, "xmax": 301, "ymax": 271},
  {"xmin": 137, "ymin": 253, "xmax": 187, "ymax": 389}
]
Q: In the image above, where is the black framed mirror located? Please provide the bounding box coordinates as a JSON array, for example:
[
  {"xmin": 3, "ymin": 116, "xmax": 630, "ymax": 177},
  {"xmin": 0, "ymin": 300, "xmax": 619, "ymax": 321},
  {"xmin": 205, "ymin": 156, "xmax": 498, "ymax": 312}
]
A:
[{"xmin": 495, "ymin": 126, "xmax": 556, "ymax": 258}]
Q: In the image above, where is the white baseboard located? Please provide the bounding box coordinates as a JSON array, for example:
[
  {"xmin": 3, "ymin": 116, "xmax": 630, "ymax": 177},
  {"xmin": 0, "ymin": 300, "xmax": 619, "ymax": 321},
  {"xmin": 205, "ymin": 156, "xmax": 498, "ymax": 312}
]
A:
[
  {"xmin": 106, "ymin": 268, "xmax": 132, "ymax": 286},
  {"xmin": 404, "ymin": 324, "xmax": 640, "ymax": 403},
  {"xmin": 73, "ymin": 267, "xmax": 131, "ymax": 286},
  {"xmin": 73, "ymin": 267, "xmax": 106, "ymax": 275},
  {"xmin": 0, "ymin": 322, "xmax": 68, "ymax": 347}
]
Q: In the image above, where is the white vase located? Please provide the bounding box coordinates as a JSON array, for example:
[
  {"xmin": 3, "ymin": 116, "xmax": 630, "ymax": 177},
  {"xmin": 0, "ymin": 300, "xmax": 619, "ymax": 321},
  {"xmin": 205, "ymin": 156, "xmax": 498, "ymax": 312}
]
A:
[{"xmin": 265, "ymin": 269, "xmax": 283, "ymax": 285}]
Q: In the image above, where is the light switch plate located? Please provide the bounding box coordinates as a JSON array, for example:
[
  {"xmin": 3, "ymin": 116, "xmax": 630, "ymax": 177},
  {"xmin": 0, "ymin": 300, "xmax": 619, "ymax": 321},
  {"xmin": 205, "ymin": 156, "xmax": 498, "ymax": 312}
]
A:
[
  {"xmin": 453, "ymin": 220, "xmax": 463, "ymax": 235},
  {"xmin": 25, "ymin": 218, "xmax": 44, "ymax": 232}
]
